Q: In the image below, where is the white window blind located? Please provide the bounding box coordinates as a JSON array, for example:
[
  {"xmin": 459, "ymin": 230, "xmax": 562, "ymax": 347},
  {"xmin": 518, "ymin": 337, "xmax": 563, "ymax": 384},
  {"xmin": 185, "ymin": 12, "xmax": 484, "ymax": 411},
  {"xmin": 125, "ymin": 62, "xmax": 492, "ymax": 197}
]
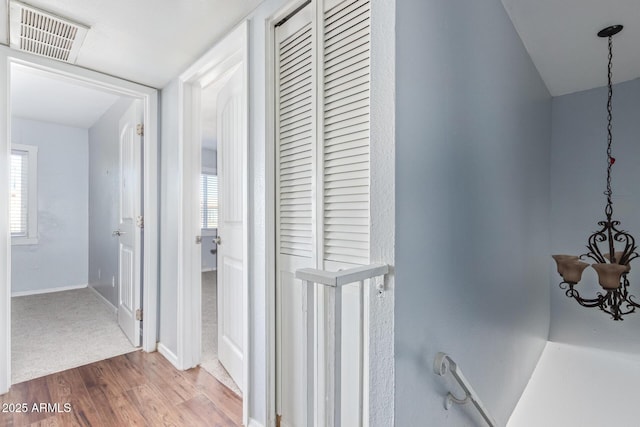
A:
[
  {"xmin": 201, "ymin": 173, "xmax": 218, "ymax": 229},
  {"xmin": 10, "ymin": 144, "xmax": 38, "ymax": 244},
  {"xmin": 10, "ymin": 150, "xmax": 28, "ymax": 236}
]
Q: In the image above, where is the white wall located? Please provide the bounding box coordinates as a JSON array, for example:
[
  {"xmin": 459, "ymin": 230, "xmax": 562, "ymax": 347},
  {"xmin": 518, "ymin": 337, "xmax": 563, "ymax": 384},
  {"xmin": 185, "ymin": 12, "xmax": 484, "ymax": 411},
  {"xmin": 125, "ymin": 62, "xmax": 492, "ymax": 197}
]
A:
[
  {"xmin": 11, "ymin": 118, "xmax": 89, "ymax": 294},
  {"xmin": 508, "ymin": 342, "xmax": 640, "ymax": 426},
  {"xmin": 88, "ymin": 97, "xmax": 134, "ymax": 307},
  {"xmin": 550, "ymin": 78, "xmax": 640, "ymax": 353},
  {"xmin": 395, "ymin": 0, "xmax": 552, "ymax": 425},
  {"xmin": 159, "ymin": 80, "xmax": 180, "ymax": 354}
]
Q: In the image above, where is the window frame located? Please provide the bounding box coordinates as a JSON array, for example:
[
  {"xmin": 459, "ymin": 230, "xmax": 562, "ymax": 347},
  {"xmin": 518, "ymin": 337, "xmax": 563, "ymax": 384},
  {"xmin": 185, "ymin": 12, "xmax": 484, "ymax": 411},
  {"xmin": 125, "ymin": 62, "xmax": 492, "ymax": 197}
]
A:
[
  {"xmin": 200, "ymin": 167, "xmax": 218, "ymax": 233},
  {"xmin": 10, "ymin": 143, "xmax": 38, "ymax": 245}
]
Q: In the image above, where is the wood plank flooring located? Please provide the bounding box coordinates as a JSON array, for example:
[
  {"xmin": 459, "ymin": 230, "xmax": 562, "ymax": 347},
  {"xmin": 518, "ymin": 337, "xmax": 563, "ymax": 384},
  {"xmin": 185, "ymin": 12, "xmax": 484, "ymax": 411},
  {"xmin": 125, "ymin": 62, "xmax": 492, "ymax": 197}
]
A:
[{"xmin": 0, "ymin": 351, "xmax": 242, "ymax": 427}]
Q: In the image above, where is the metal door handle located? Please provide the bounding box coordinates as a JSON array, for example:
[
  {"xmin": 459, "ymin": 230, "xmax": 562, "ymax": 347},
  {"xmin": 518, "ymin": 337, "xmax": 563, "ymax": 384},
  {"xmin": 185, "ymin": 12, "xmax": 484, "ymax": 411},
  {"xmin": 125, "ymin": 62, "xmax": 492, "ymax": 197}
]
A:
[
  {"xmin": 112, "ymin": 230, "xmax": 126, "ymax": 237},
  {"xmin": 214, "ymin": 236, "xmax": 221, "ymax": 245}
]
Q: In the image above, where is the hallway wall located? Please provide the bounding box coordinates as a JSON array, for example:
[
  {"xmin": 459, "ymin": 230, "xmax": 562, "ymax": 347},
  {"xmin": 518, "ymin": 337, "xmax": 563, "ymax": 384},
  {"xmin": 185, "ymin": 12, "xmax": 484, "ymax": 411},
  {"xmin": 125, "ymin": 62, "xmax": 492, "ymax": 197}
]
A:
[
  {"xmin": 395, "ymin": 0, "xmax": 552, "ymax": 425},
  {"xmin": 550, "ymin": 78, "xmax": 640, "ymax": 353},
  {"xmin": 11, "ymin": 118, "xmax": 89, "ymax": 294},
  {"xmin": 88, "ymin": 97, "xmax": 135, "ymax": 307}
]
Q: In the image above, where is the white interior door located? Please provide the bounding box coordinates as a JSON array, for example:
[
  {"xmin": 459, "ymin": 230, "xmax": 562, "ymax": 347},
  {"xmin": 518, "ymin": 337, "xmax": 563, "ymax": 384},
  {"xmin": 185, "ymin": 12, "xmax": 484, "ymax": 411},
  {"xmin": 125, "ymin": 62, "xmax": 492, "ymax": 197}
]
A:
[
  {"xmin": 116, "ymin": 100, "xmax": 143, "ymax": 347},
  {"xmin": 217, "ymin": 68, "xmax": 245, "ymax": 391},
  {"xmin": 275, "ymin": 0, "xmax": 371, "ymax": 425},
  {"xmin": 275, "ymin": 5, "xmax": 317, "ymax": 426}
]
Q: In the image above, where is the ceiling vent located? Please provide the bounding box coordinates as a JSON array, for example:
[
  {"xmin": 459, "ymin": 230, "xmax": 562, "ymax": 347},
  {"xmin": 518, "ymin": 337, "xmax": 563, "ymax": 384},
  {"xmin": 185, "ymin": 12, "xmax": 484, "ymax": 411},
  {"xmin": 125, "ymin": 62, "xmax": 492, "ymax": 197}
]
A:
[{"xmin": 9, "ymin": 1, "xmax": 89, "ymax": 64}]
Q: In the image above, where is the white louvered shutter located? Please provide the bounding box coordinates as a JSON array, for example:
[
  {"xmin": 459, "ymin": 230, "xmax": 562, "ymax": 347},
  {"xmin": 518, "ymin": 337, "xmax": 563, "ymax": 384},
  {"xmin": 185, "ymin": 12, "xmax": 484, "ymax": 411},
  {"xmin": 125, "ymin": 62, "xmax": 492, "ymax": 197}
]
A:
[
  {"xmin": 277, "ymin": 10, "xmax": 315, "ymax": 259},
  {"xmin": 322, "ymin": 0, "xmax": 370, "ymax": 265}
]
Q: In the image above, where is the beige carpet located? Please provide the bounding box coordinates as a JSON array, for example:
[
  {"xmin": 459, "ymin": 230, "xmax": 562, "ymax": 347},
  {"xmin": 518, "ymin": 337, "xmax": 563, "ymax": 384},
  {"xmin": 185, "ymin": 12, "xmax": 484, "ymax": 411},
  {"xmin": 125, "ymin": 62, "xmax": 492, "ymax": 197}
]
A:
[
  {"xmin": 201, "ymin": 271, "xmax": 242, "ymax": 396},
  {"xmin": 11, "ymin": 287, "xmax": 136, "ymax": 384}
]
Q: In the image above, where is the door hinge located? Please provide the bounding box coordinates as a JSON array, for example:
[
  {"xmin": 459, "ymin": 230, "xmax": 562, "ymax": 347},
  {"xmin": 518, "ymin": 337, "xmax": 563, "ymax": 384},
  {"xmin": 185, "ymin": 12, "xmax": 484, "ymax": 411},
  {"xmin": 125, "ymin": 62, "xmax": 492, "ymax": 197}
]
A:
[
  {"xmin": 136, "ymin": 215, "xmax": 144, "ymax": 229},
  {"xmin": 136, "ymin": 309, "xmax": 143, "ymax": 321},
  {"xmin": 136, "ymin": 123, "xmax": 144, "ymax": 136},
  {"xmin": 276, "ymin": 414, "xmax": 282, "ymax": 427}
]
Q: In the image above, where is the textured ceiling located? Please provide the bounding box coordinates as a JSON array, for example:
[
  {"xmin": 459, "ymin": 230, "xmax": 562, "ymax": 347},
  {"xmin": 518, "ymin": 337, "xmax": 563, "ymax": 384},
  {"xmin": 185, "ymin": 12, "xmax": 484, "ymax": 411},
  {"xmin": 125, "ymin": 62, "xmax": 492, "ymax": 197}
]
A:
[
  {"xmin": 8, "ymin": 0, "xmax": 263, "ymax": 89},
  {"xmin": 501, "ymin": 0, "xmax": 640, "ymax": 96}
]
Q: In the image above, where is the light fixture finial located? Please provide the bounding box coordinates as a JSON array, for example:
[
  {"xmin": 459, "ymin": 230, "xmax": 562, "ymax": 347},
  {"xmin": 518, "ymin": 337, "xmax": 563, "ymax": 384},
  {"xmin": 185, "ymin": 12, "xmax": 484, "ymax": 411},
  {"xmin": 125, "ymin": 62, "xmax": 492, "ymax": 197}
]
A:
[{"xmin": 597, "ymin": 25, "xmax": 623, "ymax": 38}]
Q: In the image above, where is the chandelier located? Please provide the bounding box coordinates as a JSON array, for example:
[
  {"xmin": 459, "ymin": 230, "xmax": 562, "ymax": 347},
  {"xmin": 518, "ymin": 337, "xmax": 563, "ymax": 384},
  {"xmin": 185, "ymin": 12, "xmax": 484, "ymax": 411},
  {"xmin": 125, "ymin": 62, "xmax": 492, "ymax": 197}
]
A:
[{"xmin": 552, "ymin": 24, "xmax": 639, "ymax": 321}]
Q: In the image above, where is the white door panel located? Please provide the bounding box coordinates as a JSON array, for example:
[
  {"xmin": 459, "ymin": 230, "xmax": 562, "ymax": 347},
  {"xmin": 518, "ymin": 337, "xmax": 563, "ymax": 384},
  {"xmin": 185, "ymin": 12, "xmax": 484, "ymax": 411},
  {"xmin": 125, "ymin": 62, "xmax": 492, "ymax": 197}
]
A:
[
  {"xmin": 117, "ymin": 100, "xmax": 143, "ymax": 347},
  {"xmin": 275, "ymin": 4, "xmax": 316, "ymax": 425},
  {"xmin": 217, "ymin": 68, "xmax": 245, "ymax": 391}
]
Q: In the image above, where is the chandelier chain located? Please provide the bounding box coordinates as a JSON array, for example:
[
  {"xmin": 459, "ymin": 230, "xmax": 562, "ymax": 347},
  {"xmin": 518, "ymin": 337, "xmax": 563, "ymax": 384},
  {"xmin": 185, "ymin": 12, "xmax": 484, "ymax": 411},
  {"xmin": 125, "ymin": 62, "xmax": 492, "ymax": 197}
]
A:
[{"xmin": 605, "ymin": 35, "xmax": 613, "ymax": 219}]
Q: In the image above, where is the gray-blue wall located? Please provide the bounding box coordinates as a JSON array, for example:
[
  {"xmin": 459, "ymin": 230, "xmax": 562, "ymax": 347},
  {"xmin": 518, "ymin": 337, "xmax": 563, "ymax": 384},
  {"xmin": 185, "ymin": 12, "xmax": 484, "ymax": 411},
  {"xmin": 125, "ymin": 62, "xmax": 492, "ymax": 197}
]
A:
[
  {"xmin": 88, "ymin": 97, "xmax": 134, "ymax": 307},
  {"xmin": 395, "ymin": 0, "xmax": 552, "ymax": 424},
  {"xmin": 550, "ymin": 78, "xmax": 640, "ymax": 354},
  {"xmin": 11, "ymin": 118, "xmax": 89, "ymax": 293}
]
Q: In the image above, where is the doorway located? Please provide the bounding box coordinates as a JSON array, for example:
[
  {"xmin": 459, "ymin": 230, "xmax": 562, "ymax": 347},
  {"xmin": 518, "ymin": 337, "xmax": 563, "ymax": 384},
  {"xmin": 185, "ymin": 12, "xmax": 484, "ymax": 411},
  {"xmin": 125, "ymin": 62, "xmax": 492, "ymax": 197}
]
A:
[
  {"xmin": 176, "ymin": 21, "xmax": 249, "ymax": 424},
  {"xmin": 0, "ymin": 48, "xmax": 159, "ymax": 395}
]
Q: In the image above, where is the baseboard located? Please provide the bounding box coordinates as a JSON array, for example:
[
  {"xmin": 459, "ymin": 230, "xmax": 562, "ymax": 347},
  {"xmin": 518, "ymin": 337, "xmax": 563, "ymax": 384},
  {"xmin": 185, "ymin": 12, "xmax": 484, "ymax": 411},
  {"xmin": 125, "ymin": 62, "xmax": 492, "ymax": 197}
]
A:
[
  {"xmin": 157, "ymin": 343, "xmax": 180, "ymax": 369},
  {"xmin": 11, "ymin": 283, "xmax": 87, "ymax": 297},
  {"xmin": 88, "ymin": 286, "xmax": 118, "ymax": 315},
  {"xmin": 248, "ymin": 418, "xmax": 265, "ymax": 427}
]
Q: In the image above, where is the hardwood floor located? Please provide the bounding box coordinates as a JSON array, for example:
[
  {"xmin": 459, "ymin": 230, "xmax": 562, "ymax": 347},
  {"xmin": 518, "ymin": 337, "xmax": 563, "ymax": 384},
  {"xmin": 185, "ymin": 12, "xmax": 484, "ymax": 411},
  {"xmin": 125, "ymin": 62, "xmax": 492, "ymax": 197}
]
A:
[{"xmin": 0, "ymin": 351, "xmax": 242, "ymax": 427}]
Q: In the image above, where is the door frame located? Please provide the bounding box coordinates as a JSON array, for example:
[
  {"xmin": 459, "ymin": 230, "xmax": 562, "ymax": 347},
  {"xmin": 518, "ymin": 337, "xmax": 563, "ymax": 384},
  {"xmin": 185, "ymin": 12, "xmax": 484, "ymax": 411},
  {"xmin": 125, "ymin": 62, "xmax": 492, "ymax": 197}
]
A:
[
  {"xmin": 0, "ymin": 46, "xmax": 159, "ymax": 394},
  {"xmin": 175, "ymin": 21, "xmax": 249, "ymax": 424}
]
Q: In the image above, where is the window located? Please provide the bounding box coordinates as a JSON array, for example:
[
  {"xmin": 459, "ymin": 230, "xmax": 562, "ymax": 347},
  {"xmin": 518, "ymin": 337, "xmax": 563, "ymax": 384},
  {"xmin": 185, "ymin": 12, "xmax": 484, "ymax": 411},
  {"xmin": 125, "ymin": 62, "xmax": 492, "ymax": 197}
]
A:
[
  {"xmin": 201, "ymin": 173, "xmax": 218, "ymax": 229},
  {"xmin": 10, "ymin": 144, "xmax": 38, "ymax": 244}
]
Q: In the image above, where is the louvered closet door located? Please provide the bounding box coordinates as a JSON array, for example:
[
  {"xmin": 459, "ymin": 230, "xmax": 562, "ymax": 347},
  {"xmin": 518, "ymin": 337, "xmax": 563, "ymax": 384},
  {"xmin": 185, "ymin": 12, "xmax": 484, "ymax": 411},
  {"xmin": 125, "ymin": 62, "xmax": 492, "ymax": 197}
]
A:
[
  {"xmin": 321, "ymin": 0, "xmax": 370, "ymax": 425},
  {"xmin": 275, "ymin": 4, "xmax": 316, "ymax": 427},
  {"xmin": 276, "ymin": 0, "xmax": 370, "ymax": 425}
]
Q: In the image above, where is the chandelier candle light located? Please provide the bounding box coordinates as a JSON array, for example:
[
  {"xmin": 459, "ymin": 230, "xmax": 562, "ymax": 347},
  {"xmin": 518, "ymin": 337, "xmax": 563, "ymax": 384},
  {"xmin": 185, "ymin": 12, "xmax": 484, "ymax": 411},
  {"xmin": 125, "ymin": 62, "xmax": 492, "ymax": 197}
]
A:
[{"xmin": 552, "ymin": 24, "xmax": 640, "ymax": 321}]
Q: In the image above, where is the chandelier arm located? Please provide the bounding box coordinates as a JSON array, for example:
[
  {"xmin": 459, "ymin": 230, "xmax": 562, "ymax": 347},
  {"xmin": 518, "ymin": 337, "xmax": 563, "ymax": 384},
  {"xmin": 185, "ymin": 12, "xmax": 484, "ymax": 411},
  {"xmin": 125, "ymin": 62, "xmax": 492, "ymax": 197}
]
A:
[
  {"xmin": 585, "ymin": 226, "xmax": 609, "ymax": 263},
  {"xmin": 561, "ymin": 283, "xmax": 606, "ymax": 308},
  {"xmin": 625, "ymin": 293, "xmax": 640, "ymax": 309}
]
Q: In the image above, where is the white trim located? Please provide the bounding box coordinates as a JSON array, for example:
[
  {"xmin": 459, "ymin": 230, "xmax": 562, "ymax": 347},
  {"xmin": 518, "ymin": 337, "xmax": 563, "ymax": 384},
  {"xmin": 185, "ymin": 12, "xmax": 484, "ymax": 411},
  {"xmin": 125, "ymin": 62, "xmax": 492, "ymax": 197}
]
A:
[
  {"xmin": 0, "ymin": 45, "xmax": 159, "ymax": 395},
  {"xmin": 88, "ymin": 285, "xmax": 118, "ymax": 315},
  {"xmin": 176, "ymin": 21, "xmax": 250, "ymax": 425},
  {"xmin": 201, "ymin": 267, "xmax": 216, "ymax": 273},
  {"xmin": 157, "ymin": 342, "xmax": 180, "ymax": 368},
  {"xmin": 11, "ymin": 283, "xmax": 87, "ymax": 297}
]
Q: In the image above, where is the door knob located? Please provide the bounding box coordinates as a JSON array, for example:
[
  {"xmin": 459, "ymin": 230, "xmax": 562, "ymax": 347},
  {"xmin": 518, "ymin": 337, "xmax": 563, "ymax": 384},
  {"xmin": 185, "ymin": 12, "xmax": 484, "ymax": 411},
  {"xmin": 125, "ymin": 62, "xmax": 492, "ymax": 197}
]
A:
[
  {"xmin": 214, "ymin": 236, "xmax": 221, "ymax": 245},
  {"xmin": 112, "ymin": 230, "xmax": 126, "ymax": 237}
]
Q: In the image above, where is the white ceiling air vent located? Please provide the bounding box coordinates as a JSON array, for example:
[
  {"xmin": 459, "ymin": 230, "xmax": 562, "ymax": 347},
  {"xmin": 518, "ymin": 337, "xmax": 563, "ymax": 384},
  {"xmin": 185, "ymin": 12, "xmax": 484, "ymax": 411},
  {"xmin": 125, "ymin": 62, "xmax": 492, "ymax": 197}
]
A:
[{"xmin": 9, "ymin": 1, "xmax": 89, "ymax": 64}]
